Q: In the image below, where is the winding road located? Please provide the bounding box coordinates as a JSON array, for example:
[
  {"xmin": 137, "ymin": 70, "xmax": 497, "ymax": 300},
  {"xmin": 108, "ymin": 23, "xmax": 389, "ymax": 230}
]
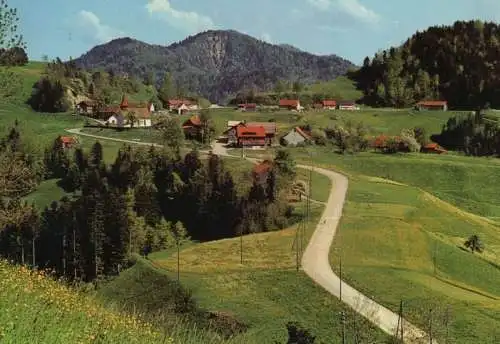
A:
[{"xmin": 66, "ymin": 128, "xmax": 431, "ymax": 343}]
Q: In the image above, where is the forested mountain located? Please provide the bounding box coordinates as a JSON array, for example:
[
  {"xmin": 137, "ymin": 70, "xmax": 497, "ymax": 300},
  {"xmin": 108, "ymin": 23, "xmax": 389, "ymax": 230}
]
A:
[
  {"xmin": 354, "ymin": 20, "xmax": 500, "ymax": 109},
  {"xmin": 72, "ymin": 30, "xmax": 354, "ymax": 102}
]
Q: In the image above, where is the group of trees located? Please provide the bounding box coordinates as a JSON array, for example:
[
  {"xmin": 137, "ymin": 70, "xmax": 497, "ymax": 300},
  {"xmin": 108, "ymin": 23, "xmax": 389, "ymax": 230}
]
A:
[
  {"xmin": 28, "ymin": 58, "xmax": 160, "ymax": 113},
  {"xmin": 0, "ymin": 123, "xmax": 297, "ymax": 282},
  {"xmin": 0, "ymin": 47, "xmax": 28, "ymax": 66},
  {"xmin": 354, "ymin": 20, "xmax": 500, "ymax": 108},
  {"xmin": 433, "ymin": 111, "xmax": 500, "ymax": 156}
]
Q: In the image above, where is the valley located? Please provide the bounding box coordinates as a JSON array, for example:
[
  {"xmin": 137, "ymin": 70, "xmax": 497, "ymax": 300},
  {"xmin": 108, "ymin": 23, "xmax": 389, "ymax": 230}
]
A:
[{"xmin": 2, "ymin": 2, "xmax": 500, "ymax": 343}]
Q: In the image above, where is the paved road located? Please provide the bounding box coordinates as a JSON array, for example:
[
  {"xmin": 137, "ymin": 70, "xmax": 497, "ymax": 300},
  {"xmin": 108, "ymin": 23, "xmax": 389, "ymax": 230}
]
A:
[
  {"xmin": 67, "ymin": 131, "xmax": 431, "ymax": 342},
  {"xmin": 299, "ymin": 166, "xmax": 431, "ymax": 343}
]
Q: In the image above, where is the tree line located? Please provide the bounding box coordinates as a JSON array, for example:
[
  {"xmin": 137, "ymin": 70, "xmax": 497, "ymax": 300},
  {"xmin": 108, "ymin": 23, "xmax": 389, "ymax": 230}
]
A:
[
  {"xmin": 353, "ymin": 20, "xmax": 500, "ymax": 109},
  {"xmin": 432, "ymin": 110, "xmax": 500, "ymax": 156},
  {"xmin": 0, "ymin": 124, "xmax": 297, "ymax": 282}
]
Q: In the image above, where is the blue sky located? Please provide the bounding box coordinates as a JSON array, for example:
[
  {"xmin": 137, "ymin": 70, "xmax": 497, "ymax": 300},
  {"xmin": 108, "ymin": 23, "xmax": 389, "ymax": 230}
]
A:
[{"xmin": 15, "ymin": 0, "xmax": 500, "ymax": 65}]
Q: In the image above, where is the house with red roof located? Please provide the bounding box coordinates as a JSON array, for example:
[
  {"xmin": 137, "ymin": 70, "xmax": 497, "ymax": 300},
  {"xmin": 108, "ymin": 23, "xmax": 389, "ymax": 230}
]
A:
[
  {"xmin": 279, "ymin": 99, "xmax": 302, "ymax": 111},
  {"xmin": 59, "ymin": 136, "xmax": 78, "ymax": 149},
  {"xmin": 252, "ymin": 160, "xmax": 274, "ymax": 184},
  {"xmin": 182, "ymin": 115, "xmax": 202, "ymax": 138},
  {"xmin": 314, "ymin": 100, "xmax": 337, "ymax": 110},
  {"xmin": 421, "ymin": 142, "xmax": 447, "ymax": 154},
  {"xmin": 224, "ymin": 121, "xmax": 277, "ymax": 146},
  {"xmin": 415, "ymin": 100, "xmax": 448, "ymax": 111},
  {"xmin": 236, "ymin": 125, "xmax": 267, "ymax": 147}
]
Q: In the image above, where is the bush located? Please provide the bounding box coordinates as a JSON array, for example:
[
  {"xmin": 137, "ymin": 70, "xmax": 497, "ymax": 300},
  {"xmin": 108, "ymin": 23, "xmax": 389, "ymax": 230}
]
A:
[{"xmin": 310, "ymin": 129, "xmax": 327, "ymax": 145}]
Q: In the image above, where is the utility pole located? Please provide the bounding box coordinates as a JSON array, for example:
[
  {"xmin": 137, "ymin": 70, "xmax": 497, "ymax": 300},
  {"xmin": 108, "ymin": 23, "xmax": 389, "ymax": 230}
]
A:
[
  {"xmin": 433, "ymin": 241, "xmax": 437, "ymax": 276},
  {"xmin": 429, "ymin": 308, "xmax": 433, "ymax": 344},
  {"xmin": 240, "ymin": 228, "xmax": 243, "ymax": 264},
  {"xmin": 295, "ymin": 223, "xmax": 300, "ymax": 272},
  {"xmin": 444, "ymin": 305, "xmax": 450, "ymax": 344},
  {"xmin": 176, "ymin": 235, "xmax": 180, "ymax": 282},
  {"xmin": 339, "ymin": 251, "xmax": 343, "ymax": 302},
  {"xmin": 341, "ymin": 311, "xmax": 346, "ymax": 344}
]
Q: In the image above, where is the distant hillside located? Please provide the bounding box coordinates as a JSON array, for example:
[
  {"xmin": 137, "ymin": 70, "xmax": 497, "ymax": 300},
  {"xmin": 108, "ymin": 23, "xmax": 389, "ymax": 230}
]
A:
[
  {"xmin": 72, "ymin": 30, "xmax": 355, "ymax": 102},
  {"xmin": 354, "ymin": 20, "xmax": 500, "ymax": 109}
]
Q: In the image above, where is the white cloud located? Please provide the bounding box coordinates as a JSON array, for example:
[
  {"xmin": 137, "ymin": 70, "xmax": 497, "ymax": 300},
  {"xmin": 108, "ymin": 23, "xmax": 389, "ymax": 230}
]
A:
[
  {"xmin": 261, "ymin": 32, "xmax": 272, "ymax": 43},
  {"xmin": 77, "ymin": 10, "xmax": 124, "ymax": 43},
  {"xmin": 146, "ymin": 0, "xmax": 215, "ymax": 33},
  {"xmin": 307, "ymin": 0, "xmax": 380, "ymax": 24}
]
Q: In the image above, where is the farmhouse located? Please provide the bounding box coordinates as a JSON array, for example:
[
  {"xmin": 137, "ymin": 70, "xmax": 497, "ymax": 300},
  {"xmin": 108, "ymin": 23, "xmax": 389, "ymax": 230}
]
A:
[
  {"xmin": 59, "ymin": 136, "xmax": 77, "ymax": 149},
  {"xmin": 168, "ymin": 99, "xmax": 199, "ymax": 114},
  {"xmin": 237, "ymin": 125, "xmax": 267, "ymax": 147},
  {"xmin": 252, "ymin": 160, "xmax": 273, "ymax": 185},
  {"xmin": 415, "ymin": 100, "xmax": 448, "ymax": 111},
  {"xmin": 225, "ymin": 121, "xmax": 277, "ymax": 146},
  {"xmin": 102, "ymin": 95, "xmax": 153, "ymax": 128},
  {"xmin": 279, "ymin": 99, "xmax": 302, "ymax": 111},
  {"xmin": 318, "ymin": 100, "xmax": 337, "ymax": 110},
  {"xmin": 76, "ymin": 100, "xmax": 97, "ymax": 114},
  {"xmin": 421, "ymin": 143, "xmax": 447, "ymax": 154},
  {"xmin": 182, "ymin": 115, "xmax": 202, "ymax": 138},
  {"xmin": 281, "ymin": 127, "xmax": 312, "ymax": 146},
  {"xmin": 238, "ymin": 103, "xmax": 257, "ymax": 112},
  {"xmin": 338, "ymin": 101, "xmax": 358, "ymax": 110}
]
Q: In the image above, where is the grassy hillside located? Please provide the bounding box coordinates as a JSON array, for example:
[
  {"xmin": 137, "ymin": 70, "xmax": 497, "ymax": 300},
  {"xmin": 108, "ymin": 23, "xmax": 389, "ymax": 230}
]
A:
[
  {"xmin": 150, "ymin": 199, "xmax": 390, "ymax": 343},
  {"xmin": 303, "ymin": 76, "xmax": 363, "ymax": 101},
  {"xmin": 330, "ymin": 175, "xmax": 500, "ymax": 344},
  {"xmin": 0, "ymin": 260, "xmax": 175, "ymax": 343}
]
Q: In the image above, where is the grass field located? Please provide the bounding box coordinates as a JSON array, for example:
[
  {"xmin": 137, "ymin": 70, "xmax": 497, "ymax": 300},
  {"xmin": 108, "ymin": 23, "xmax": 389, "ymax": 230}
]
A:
[
  {"xmin": 150, "ymin": 199, "xmax": 389, "ymax": 343},
  {"xmin": 304, "ymin": 76, "xmax": 364, "ymax": 101},
  {"xmin": 328, "ymin": 175, "xmax": 500, "ymax": 343}
]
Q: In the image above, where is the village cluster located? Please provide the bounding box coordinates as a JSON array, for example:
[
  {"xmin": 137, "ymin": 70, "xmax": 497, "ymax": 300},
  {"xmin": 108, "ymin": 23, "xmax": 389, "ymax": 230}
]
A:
[{"xmin": 73, "ymin": 95, "xmax": 449, "ymax": 153}]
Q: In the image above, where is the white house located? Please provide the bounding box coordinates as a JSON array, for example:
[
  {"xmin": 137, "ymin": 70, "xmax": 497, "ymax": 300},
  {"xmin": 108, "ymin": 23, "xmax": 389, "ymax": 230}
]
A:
[{"xmin": 107, "ymin": 114, "xmax": 126, "ymax": 127}]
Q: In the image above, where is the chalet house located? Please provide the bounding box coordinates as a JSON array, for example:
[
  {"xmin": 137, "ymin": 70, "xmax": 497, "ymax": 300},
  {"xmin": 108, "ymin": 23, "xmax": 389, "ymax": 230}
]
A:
[
  {"xmin": 168, "ymin": 99, "xmax": 199, "ymax": 115},
  {"xmin": 76, "ymin": 100, "xmax": 97, "ymax": 114},
  {"xmin": 252, "ymin": 160, "xmax": 274, "ymax": 185},
  {"xmin": 338, "ymin": 101, "xmax": 359, "ymax": 110},
  {"xmin": 237, "ymin": 125, "xmax": 267, "ymax": 147},
  {"xmin": 421, "ymin": 143, "xmax": 447, "ymax": 154},
  {"xmin": 102, "ymin": 95, "xmax": 152, "ymax": 128},
  {"xmin": 182, "ymin": 115, "xmax": 202, "ymax": 138},
  {"xmin": 238, "ymin": 103, "xmax": 257, "ymax": 112},
  {"xmin": 279, "ymin": 99, "xmax": 302, "ymax": 111},
  {"xmin": 225, "ymin": 121, "xmax": 277, "ymax": 146},
  {"xmin": 321, "ymin": 100, "xmax": 337, "ymax": 110},
  {"xmin": 415, "ymin": 100, "xmax": 448, "ymax": 111},
  {"xmin": 59, "ymin": 136, "xmax": 77, "ymax": 149},
  {"xmin": 282, "ymin": 127, "xmax": 312, "ymax": 146}
]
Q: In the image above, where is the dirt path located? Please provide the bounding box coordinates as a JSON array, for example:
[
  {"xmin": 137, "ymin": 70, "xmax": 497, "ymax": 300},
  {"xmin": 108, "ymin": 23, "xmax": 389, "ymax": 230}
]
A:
[{"xmin": 67, "ymin": 132, "xmax": 431, "ymax": 342}]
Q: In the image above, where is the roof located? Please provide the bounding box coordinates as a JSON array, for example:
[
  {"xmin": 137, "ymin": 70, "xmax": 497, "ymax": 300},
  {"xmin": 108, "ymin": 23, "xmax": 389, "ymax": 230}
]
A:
[
  {"xmin": 238, "ymin": 103, "xmax": 257, "ymax": 108},
  {"xmin": 295, "ymin": 127, "xmax": 312, "ymax": 140},
  {"xmin": 101, "ymin": 106, "xmax": 121, "ymax": 114},
  {"xmin": 339, "ymin": 101, "xmax": 356, "ymax": 106},
  {"xmin": 60, "ymin": 136, "xmax": 75, "ymax": 144},
  {"xmin": 322, "ymin": 100, "xmax": 337, "ymax": 106},
  {"xmin": 183, "ymin": 115, "xmax": 201, "ymax": 127},
  {"xmin": 236, "ymin": 125, "xmax": 266, "ymax": 138},
  {"xmin": 417, "ymin": 100, "xmax": 447, "ymax": 106},
  {"xmin": 252, "ymin": 160, "xmax": 273, "ymax": 175},
  {"xmin": 120, "ymin": 95, "xmax": 129, "ymax": 108},
  {"xmin": 168, "ymin": 99, "xmax": 192, "ymax": 106},
  {"xmin": 279, "ymin": 99, "xmax": 300, "ymax": 107},
  {"xmin": 227, "ymin": 120, "xmax": 242, "ymax": 128},
  {"xmin": 246, "ymin": 122, "xmax": 277, "ymax": 134}
]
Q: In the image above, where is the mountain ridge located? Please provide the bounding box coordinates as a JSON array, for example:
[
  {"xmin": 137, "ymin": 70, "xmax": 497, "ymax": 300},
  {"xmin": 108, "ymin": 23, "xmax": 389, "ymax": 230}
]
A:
[{"xmin": 72, "ymin": 29, "xmax": 355, "ymax": 102}]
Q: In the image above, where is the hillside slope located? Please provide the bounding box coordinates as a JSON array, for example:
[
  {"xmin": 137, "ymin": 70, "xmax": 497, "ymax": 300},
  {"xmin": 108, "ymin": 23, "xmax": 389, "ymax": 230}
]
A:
[
  {"xmin": 354, "ymin": 20, "xmax": 500, "ymax": 108},
  {"xmin": 73, "ymin": 30, "xmax": 355, "ymax": 102}
]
